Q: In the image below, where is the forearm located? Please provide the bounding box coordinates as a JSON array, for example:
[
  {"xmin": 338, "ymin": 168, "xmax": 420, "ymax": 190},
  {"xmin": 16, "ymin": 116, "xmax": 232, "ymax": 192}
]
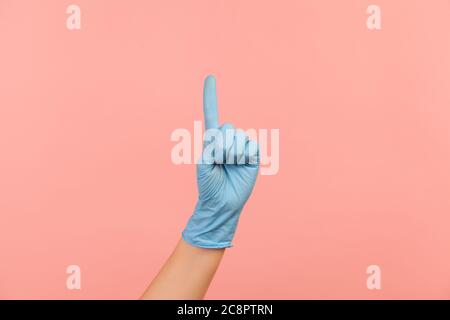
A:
[{"xmin": 141, "ymin": 239, "xmax": 225, "ymax": 300}]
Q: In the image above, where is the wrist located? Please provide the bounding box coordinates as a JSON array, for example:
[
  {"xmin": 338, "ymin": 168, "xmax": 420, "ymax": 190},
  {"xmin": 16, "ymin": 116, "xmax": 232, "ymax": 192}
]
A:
[{"xmin": 182, "ymin": 199, "xmax": 242, "ymax": 249}]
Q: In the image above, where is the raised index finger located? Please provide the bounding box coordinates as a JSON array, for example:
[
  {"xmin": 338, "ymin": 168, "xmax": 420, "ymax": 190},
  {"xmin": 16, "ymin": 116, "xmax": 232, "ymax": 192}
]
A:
[{"xmin": 203, "ymin": 75, "xmax": 219, "ymax": 130}]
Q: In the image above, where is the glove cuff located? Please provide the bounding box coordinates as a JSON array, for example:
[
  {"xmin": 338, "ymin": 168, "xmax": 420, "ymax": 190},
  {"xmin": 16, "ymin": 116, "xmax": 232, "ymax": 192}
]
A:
[{"xmin": 182, "ymin": 200, "xmax": 242, "ymax": 249}]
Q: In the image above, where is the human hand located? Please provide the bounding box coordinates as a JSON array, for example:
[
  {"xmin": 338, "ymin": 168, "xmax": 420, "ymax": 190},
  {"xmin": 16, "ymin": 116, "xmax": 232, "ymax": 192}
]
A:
[{"xmin": 182, "ymin": 75, "xmax": 259, "ymax": 248}]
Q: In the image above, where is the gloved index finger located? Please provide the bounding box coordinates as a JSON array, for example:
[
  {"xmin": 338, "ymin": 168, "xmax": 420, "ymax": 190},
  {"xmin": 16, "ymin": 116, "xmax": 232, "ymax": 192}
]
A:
[{"xmin": 203, "ymin": 75, "xmax": 219, "ymax": 130}]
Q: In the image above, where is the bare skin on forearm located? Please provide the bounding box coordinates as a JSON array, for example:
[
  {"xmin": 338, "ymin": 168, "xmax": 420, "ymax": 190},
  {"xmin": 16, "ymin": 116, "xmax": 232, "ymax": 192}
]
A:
[{"xmin": 141, "ymin": 239, "xmax": 225, "ymax": 300}]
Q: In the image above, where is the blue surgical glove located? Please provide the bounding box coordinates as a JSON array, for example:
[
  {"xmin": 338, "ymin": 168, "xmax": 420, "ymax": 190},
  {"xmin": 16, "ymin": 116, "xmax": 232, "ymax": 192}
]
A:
[{"xmin": 182, "ymin": 75, "xmax": 259, "ymax": 249}]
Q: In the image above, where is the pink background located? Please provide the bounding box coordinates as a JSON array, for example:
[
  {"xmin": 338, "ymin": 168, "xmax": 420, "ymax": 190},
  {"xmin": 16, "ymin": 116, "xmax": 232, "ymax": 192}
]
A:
[{"xmin": 1, "ymin": 0, "xmax": 450, "ymax": 299}]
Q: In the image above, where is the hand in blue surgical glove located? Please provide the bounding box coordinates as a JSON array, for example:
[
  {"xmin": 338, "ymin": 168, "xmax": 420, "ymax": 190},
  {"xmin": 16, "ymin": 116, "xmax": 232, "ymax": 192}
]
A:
[{"xmin": 182, "ymin": 75, "xmax": 259, "ymax": 249}]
